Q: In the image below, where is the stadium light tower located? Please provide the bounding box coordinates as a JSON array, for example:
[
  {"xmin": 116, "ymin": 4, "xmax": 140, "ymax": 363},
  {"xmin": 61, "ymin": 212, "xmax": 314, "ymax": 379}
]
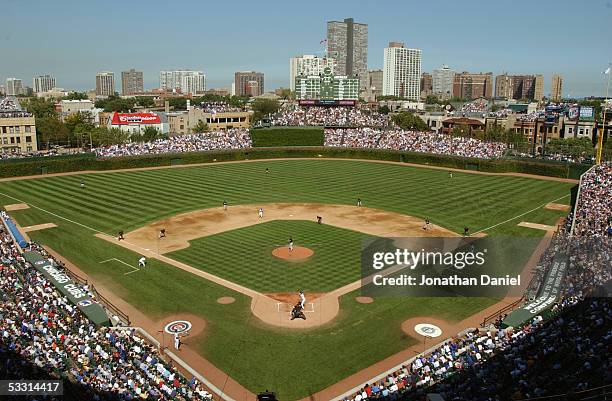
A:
[{"xmin": 596, "ymin": 63, "xmax": 611, "ymax": 164}]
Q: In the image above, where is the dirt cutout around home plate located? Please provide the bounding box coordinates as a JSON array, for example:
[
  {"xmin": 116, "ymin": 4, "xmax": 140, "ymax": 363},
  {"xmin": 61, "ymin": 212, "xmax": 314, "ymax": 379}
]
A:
[{"xmin": 272, "ymin": 246, "xmax": 314, "ymax": 261}]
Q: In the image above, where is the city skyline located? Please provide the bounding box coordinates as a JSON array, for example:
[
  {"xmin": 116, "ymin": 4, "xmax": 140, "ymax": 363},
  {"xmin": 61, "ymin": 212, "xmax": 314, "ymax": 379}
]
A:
[{"xmin": 1, "ymin": 0, "xmax": 611, "ymax": 98}]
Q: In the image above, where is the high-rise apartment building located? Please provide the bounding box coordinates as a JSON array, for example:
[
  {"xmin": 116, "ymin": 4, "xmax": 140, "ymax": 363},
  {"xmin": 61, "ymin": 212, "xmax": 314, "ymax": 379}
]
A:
[
  {"xmin": 5, "ymin": 78, "xmax": 23, "ymax": 96},
  {"xmin": 32, "ymin": 75, "xmax": 56, "ymax": 93},
  {"xmin": 95, "ymin": 72, "xmax": 115, "ymax": 97},
  {"xmin": 494, "ymin": 74, "xmax": 544, "ymax": 101},
  {"xmin": 382, "ymin": 42, "xmax": 422, "ymax": 100},
  {"xmin": 121, "ymin": 69, "xmax": 144, "ymax": 95},
  {"xmin": 289, "ymin": 55, "xmax": 336, "ymax": 91},
  {"xmin": 327, "ymin": 18, "xmax": 368, "ymax": 89},
  {"xmin": 551, "ymin": 74, "xmax": 563, "ymax": 102},
  {"xmin": 420, "ymin": 73, "xmax": 433, "ymax": 98},
  {"xmin": 159, "ymin": 70, "xmax": 206, "ymax": 95},
  {"xmin": 452, "ymin": 72, "xmax": 493, "ymax": 100},
  {"xmin": 432, "ymin": 65, "xmax": 455, "ymax": 100},
  {"xmin": 234, "ymin": 71, "xmax": 264, "ymax": 97}
]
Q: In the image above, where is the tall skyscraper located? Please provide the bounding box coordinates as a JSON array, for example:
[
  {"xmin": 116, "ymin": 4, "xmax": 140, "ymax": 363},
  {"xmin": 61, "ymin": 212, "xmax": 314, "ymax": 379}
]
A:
[
  {"xmin": 551, "ymin": 74, "xmax": 563, "ymax": 102},
  {"xmin": 452, "ymin": 72, "xmax": 493, "ymax": 100},
  {"xmin": 382, "ymin": 42, "xmax": 422, "ymax": 100},
  {"xmin": 32, "ymin": 75, "xmax": 56, "ymax": 93},
  {"xmin": 159, "ymin": 70, "xmax": 206, "ymax": 94},
  {"xmin": 289, "ymin": 55, "xmax": 336, "ymax": 91},
  {"xmin": 5, "ymin": 78, "xmax": 23, "ymax": 96},
  {"xmin": 121, "ymin": 69, "xmax": 144, "ymax": 95},
  {"xmin": 95, "ymin": 72, "xmax": 115, "ymax": 97},
  {"xmin": 494, "ymin": 74, "xmax": 544, "ymax": 101},
  {"xmin": 234, "ymin": 71, "xmax": 264, "ymax": 97},
  {"xmin": 432, "ymin": 65, "xmax": 455, "ymax": 100},
  {"xmin": 327, "ymin": 18, "xmax": 368, "ymax": 89}
]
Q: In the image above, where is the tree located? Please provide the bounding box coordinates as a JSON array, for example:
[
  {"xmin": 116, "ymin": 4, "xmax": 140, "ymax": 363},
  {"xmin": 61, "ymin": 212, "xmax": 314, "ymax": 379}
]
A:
[
  {"xmin": 391, "ymin": 111, "xmax": 429, "ymax": 131},
  {"xmin": 193, "ymin": 120, "xmax": 209, "ymax": 133},
  {"xmin": 425, "ymin": 95, "xmax": 439, "ymax": 104},
  {"xmin": 35, "ymin": 117, "xmax": 69, "ymax": 148},
  {"xmin": 22, "ymin": 97, "xmax": 57, "ymax": 118},
  {"xmin": 141, "ymin": 126, "xmax": 166, "ymax": 142},
  {"xmin": 95, "ymin": 95, "xmax": 137, "ymax": 112},
  {"xmin": 168, "ymin": 97, "xmax": 187, "ymax": 110},
  {"xmin": 136, "ymin": 96, "xmax": 155, "ymax": 108},
  {"xmin": 251, "ymin": 98, "xmax": 280, "ymax": 122},
  {"xmin": 91, "ymin": 127, "xmax": 130, "ymax": 147},
  {"xmin": 63, "ymin": 92, "xmax": 88, "ymax": 100},
  {"xmin": 64, "ymin": 111, "xmax": 95, "ymax": 148},
  {"xmin": 276, "ymin": 88, "xmax": 293, "ymax": 100},
  {"xmin": 378, "ymin": 105, "xmax": 391, "ymax": 115}
]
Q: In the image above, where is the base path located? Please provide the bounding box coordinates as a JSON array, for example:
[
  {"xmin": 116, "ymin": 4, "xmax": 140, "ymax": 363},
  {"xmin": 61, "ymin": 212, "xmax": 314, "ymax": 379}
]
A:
[{"xmin": 125, "ymin": 203, "xmax": 457, "ymax": 254}]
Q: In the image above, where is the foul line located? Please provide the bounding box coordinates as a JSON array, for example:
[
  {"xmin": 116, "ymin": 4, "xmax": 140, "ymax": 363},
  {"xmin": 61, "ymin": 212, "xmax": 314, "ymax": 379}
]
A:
[
  {"xmin": 0, "ymin": 191, "xmax": 152, "ymax": 255},
  {"xmin": 471, "ymin": 194, "xmax": 570, "ymax": 235},
  {"xmin": 99, "ymin": 258, "xmax": 140, "ymax": 275}
]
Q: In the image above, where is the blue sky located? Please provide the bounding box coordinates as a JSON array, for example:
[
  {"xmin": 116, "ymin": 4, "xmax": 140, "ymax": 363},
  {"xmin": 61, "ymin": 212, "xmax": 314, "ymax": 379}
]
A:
[{"xmin": 1, "ymin": 0, "xmax": 611, "ymax": 98}]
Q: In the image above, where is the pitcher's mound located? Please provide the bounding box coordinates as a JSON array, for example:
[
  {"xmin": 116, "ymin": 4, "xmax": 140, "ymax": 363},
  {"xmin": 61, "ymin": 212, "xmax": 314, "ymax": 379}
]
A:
[{"xmin": 272, "ymin": 246, "xmax": 314, "ymax": 261}]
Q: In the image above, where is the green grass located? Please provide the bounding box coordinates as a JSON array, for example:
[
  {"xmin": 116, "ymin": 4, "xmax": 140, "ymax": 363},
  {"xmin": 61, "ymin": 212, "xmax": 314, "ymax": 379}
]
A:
[
  {"xmin": 0, "ymin": 159, "xmax": 575, "ymax": 400},
  {"xmin": 169, "ymin": 220, "xmax": 367, "ymax": 293},
  {"xmin": 250, "ymin": 127, "xmax": 324, "ymax": 147}
]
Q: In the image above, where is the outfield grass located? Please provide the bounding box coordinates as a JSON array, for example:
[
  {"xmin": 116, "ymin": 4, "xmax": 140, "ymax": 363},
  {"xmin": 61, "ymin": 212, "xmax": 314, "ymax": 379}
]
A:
[{"xmin": 0, "ymin": 159, "xmax": 575, "ymax": 400}]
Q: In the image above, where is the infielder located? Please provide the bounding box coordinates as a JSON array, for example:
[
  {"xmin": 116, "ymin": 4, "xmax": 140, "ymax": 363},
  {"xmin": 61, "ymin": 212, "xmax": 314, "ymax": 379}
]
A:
[
  {"xmin": 258, "ymin": 208, "xmax": 264, "ymax": 219},
  {"xmin": 223, "ymin": 200, "xmax": 228, "ymax": 211},
  {"xmin": 138, "ymin": 256, "xmax": 147, "ymax": 267},
  {"xmin": 298, "ymin": 290, "xmax": 305, "ymax": 309},
  {"xmin": 357, "ymin": 198, "xmax": 362, "ymax": 207}
]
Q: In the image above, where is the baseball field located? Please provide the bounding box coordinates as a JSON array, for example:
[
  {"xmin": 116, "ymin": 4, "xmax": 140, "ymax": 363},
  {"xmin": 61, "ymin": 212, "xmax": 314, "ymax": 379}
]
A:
[{"xmin": 0, "ymin": 158, "xmax": 575, "ymax": 400}]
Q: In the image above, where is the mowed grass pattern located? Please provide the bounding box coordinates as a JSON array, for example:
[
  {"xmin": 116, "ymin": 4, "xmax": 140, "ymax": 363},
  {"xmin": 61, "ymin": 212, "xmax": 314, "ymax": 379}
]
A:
[
  {"xmin": 0, "ymin": 159, "xmax": 573, "ymax": 237},
  {"xmin": 168, "ymin": 220, "xmax": 366, "ymax": 292},
  {"xmin": 0, "ymin": 160, "xmax": 575, "ymax": 400}
]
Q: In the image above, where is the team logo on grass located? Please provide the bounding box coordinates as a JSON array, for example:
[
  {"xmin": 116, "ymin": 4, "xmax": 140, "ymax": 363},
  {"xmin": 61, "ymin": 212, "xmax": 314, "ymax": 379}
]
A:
[
  {"xmin": 414, "ymin": 323, "xmax": 443, "ymax": 338},
  {"xmin": 164, "ymin": 320, "xmax": 192, "ymax": 334}
]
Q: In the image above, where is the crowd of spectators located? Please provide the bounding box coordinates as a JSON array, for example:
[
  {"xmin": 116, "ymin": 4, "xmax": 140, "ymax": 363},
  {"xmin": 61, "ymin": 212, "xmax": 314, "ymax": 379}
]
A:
[
  {"xmin": 571, "ymin": 164, "xmax": 612, "ymax": 237},
  {"xmin": 0, "ymin": 213, "xmax": 213, "ymax": 400},
  {"xmin": 324, "ymin": 128, "xmax": 507, "ymax": 159},
  {"xmin": 93, "ymin": 129, "xmax": 252, "ymax": 157},
  {"xmin": 342, "ymin": 163, "xmax": 612, "ymax": 401},
  {"xmin": 199, "ymin": 102, "xmax": 242, "ymax": 114},
  {"xmin": 270, "ymin": 105, "xmax": 390, "ymax": 127}
]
